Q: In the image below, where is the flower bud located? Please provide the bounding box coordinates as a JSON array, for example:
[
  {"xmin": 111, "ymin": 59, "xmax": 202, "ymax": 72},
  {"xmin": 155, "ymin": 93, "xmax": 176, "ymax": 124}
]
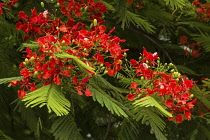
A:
[
  {"xmin": 93, "ymin": 19, "xmax": 97, "ymax": 27},
  {"xmin": 49, "ymin": 56, "xmax": 53, "ymax": 60},
  {"xmin": 84, "ymin": 6, "xmax": 88, "ymax": 12},
  {"xmin": 30, "ymin": 56, "xmax": 35, "ymax": 62},
  {"xmin": 170, "ymin": 69, "xmax": 175, "ymax": 73},
  {"xmin": 41, "ymin": 2, "xmax": 44, "ymax": 8},
  {"xmin": 25, "ymin": 58, "xmax": 29, "ymax": 63},
  {"xmin": 56, "ymin": 3, "xmax": 60, "ymax": 7},
  {"xmin": 33, "ymin": 71, "xmax": 38, "ymax": 78},
  {"xmin": 90, "ymin": 23, "xmax": 93, "ymax": 28},
  {"xmin": 190, "ymin": 94, "xmax": 194, "ymax": 98},
  {"xmin": 124, "ymin": 52, "xmax": 127, "ymax": 57},
  {"xmin": 172, "ymin": 72, "xmax": 181, "ymax": 78},
  {"xmin": 61, "ymin": 40, "xmax": 65, "ymax": 44}
]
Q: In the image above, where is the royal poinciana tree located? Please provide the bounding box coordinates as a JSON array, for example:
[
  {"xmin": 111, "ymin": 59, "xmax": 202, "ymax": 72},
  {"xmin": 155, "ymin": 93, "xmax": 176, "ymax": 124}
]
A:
[{"xmin": 1, "ymin": 0, "xmax": 210, "ymax": 139}]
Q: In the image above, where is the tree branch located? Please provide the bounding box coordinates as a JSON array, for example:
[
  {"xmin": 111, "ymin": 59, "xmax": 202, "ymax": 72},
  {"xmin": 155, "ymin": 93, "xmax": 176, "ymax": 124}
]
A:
[{"xmin": 103, "ymin": 112, "xmax": 112, "ymax": 140}]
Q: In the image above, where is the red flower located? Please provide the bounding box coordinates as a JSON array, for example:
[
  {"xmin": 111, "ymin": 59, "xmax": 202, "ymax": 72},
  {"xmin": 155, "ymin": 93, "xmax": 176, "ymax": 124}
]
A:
[
  {"xmin": 18, "ymin": 11, "xmax": 28, "ymax": 19},
  {"xmin": 184, "ymin": 111, "xmax": 191, "ymax": 120},
  {"xmin": 20, "ymin": 68, "xmax": 31, "ymax": 78},
  {"xmin": 196, "ymin": 8, "xmax": 203, "ymax": 13},
  {"xmin": 0, "ymin": 3, "xmax": 5, "ymax": 8},
  {"xmin": 130, "ymin": 82, "xmax": 138, "ymax": 89},
  {"xmin": 127, "ymin": 94, "xmax": 135, "ymax": 101},
  {"xmin": 180, "ymin": 36, "xmax": 188, "ymax": 44},
  {"xmin": 0, "ymin": 8, "xmax": 2, "ymax": 15},
  {"xmin": 10, "ymin": 81, "xmax": 20, "ymax": 86},
  {"xmin": 165, "ymin": 99, "xmax": 173, "ymax": 107},
  {"xmin": 18, "ymin": 90, "xmax": 27, "ymax": 99},
  {"xmin": 85, "ymin": 89, "xmax": 92, "ymax": 96},
  {"xmin": 175, "ymin": 114, "xmax": 183, "ymax": 123},
  {"xmin": 192, "ymin": 0, "xmax": 200, "ymax": 6},
  {"xmin": 16, "ymin": 22, "xmax": 23, "ymax": 30}
]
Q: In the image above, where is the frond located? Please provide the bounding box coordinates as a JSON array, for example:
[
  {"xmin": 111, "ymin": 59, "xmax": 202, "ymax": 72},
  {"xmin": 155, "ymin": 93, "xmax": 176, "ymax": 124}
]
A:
[
  {"xmin": 88, "ymin": 82, "xmax": 129, "ymax": 117},
  {"xmin": 176, "ymin": 22, "xmax": 210, "ymax": 33},
  {"xmin": 22, "ymin": 84, "xmax": 71, "ymax": 116},
  {"xmin": 51, "ymin": 114, "xmax": 83, "ymax": 140},
  {"xmin": 114, "ymin": 72, "xmax": 132, "ymax": 89},
  {"xmin": 15, "ymin": 100, "xmax": 41, "ymax": 137},
  {"xmin": 133, "ymin": 96, "xmax": 172, "ymax": 117},
  {"xmin": 192, "ymin": 86, "xmax": 210, "ymax": 109},
  {"xmin": 122, "ymin": 11, "xmax": 155, "ymax": 33},
  {"xmin": 0, "ymin": 130, "xmax": 13, "ymax": 140},
  {"xmin": 118, "ymin": 119, "xmax": 140, "ymax": 140},
  {"xmin": 131, "ymin": 107, "xmax": 167, "ymax": 140},
  {"xmin": 193, "ymin": 33, "xmax": 210, "ymax": 52},
  {"xmin": 0, "ymin": 76, "xmax": 23, "ymax": 85},
  {"xmin": 176, "ymin": 65, "xmax": 196, "ymax": 75},
  {"xmin": 162, "ymin": 0, "xmax": 185, "ymax": 10}
]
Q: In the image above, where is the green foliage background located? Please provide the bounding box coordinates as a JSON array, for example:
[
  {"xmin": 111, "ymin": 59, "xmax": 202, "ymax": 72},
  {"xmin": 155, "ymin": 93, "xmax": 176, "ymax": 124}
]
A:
[{"xmin": 1, "ymin": 0, "xmax": 210, "ymax": 140}]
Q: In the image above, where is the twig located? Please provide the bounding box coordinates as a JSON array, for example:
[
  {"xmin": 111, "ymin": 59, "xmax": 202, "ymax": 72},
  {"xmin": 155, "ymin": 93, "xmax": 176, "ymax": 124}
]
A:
[{"xmin": 103, "ymin": 112, "xmax": 112, "ymax": 140}]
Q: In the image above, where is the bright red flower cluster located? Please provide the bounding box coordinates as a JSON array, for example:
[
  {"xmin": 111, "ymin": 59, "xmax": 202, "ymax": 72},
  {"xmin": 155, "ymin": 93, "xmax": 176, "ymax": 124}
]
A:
[
  {"xmin": 127, "ymin": 48, "xmax": 196, "ymax": 123},
  {"xmin": 11, "ymin": 0, "xmax": 128, "ymax": 98},
  {"xmin": 192, "ymin": 0, "xmax": 210, "ymax": 20},
  {"xmin": 0, "ymin": 0, "xmax": 18, "ymax": 15}
]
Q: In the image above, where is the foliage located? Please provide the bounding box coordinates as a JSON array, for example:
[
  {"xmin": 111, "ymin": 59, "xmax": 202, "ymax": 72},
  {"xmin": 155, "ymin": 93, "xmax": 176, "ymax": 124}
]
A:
[{"xmin": 1, "ymin": 0, "xmax": 210, "ymax": 140}]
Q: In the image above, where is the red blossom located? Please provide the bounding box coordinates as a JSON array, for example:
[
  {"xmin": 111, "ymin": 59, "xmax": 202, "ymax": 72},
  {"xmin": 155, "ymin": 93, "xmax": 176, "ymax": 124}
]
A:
[
  {"xmin": 18, "ymin": 11, "xmax": 28, "ymax": 19},
  {"xmin": 175, "ymin": 114, "xmax": 184, "ymax": 123},
  {"xmin": 127, "ymin": 94, "xmax": 136, "ymax": 101},
  {"xmin": 18, "ymin": 90, "xmax": 27, "ymax": 99}
]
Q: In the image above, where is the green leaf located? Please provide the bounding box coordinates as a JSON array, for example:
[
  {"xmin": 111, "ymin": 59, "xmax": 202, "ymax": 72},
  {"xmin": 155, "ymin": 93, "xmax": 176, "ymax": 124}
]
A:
[
  {"xmin": 56, "ymin": 53, "xmax": 95, "ymax": 73},
  {"xmin": 163, "ymin": 0, "xmax": 185, "ymax": 10},
  {"xmin": 0, "ymin": 130, "xmax": 13, "ymax": 140},
  {"xmin": 51, "ymin": 114, "xmax": 83, "ymax": 140},
  {"xmin": 88, "ymin": 83, "xmax": 128, "ymax": 117},
  {"xmin": 133, "ymin": 96, "xmax": 172, "ymax": 117},
  {"xmin": 22, "ymin": 84, "xmax": 71, "ymax": 116},
  {"xmin": 0, "ymin": 76, "xmax": 23, "ymax": 85},
  {"xmin": 176, "ymin": 65, "xmax": 196, "ymax": 75}
]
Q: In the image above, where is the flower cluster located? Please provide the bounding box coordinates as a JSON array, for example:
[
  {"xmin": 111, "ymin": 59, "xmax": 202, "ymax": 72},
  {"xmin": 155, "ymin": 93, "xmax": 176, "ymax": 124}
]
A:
[
  {"xmin": 11, "ymin": 0, "xmax": 128, "ymax": 98},
  {"xmin": 0, "ymin": 0, "xmax": 18, "ymax": 15},
  {"xmin": 192, "ymin": 0, "xmax": 210, "ymax": 20},
  {"xmin": 127, "ymin": 48, "xmax": 196, "ymax": 123},
  {"xmin": 180, "ymin": 36, "xmax": 200, "ymax": 57}
]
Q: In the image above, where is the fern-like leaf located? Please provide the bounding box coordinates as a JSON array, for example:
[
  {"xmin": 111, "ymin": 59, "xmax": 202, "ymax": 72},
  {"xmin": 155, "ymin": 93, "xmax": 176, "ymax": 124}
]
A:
[
  {"xmin": 51, "ymin": 114, "xmax": 83, "ymax": 140},
  {"xmin": 0, "ymin": 130, "xmax": 13, "ymax": 140},
  {"xmin": 176, "ymin": 65, "xmax": 196, "ymax": 75},
  {"xmin": 88, "ymin": 83, "xmax": 128, "ymax": 117},
  {"xmin": 22, "ymin": 84, "xmax": 71, "ymax": 116},
  {"xmin": 133, "ymin": 96, "xmax": 172, "ymax": 117},
  {"xmin": 163, "ymin": 0, "xmax": 185, "ymax": 10},
  {"xmin": 0, "ymin": 76, "xmax": 23, "ymax": 85}
]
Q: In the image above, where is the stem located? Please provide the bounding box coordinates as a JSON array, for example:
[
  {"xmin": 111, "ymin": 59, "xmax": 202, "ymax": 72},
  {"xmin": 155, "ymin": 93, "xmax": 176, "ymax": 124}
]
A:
[{"xmin": 103, "ymin": 112, "xmax": 112, "ymax": 140}]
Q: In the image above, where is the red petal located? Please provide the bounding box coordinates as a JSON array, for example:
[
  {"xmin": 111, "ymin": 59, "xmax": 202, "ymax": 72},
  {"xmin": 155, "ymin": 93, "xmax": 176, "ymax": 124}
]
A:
[
  {"xmin": 175, "ymin": 114, "xmax": 183, "ymax": 123},
  {"xmin": 85, "ymin": 89, "xmax": 92, "ymax": 96},
  {"xmin": 185, "ymin": 111, "xmax": 191, "ymax": 120},
  {"xmin": 130, "ymin": 82, "xmax": 138, "ymax": 89},
  {"xmin": 165, "ymin": 99, "xmax": 173, "ymax": 107},
  {"xmin": 10, "ymin": 81, "xmax": 20, "ymax": 86},
  {"xmin": 18, "ymin": 90, "xmax": 27, "ymax": 99},
  {"xmin": 127, "ymin": 94, "xmax": 135, "ymax": 101},
  {"xmin": 130, "ymin": 59, "xmax": 138, "ymax": 66}
]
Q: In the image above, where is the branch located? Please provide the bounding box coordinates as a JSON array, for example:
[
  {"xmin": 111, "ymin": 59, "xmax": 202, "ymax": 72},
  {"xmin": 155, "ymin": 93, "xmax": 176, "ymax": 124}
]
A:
[{"xmin": 103, "ymin": 112, "xmax": 112, "ymax": 140}]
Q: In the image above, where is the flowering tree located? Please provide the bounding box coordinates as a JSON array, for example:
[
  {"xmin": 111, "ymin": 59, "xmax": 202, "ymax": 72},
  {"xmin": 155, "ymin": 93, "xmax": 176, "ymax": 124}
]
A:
[{"xmin": 1, "ymin": 0, "xmax": 210, "ymax": 140}]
